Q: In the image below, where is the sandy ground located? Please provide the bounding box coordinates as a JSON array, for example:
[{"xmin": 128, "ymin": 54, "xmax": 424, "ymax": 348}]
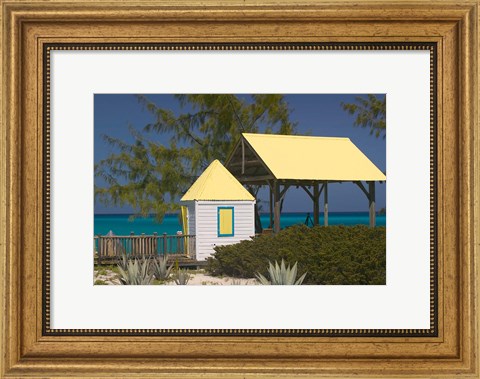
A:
[
  {"xmin": 169, "ymin": 273, "xmax": 257, "ymax": 286},
  {"xmin": 94, "ymin": 270, "xmax": 121, "ymax": 285},
  {"xmin": 94, "ymin": 269, "xmax": 258, "ymax": 285}
]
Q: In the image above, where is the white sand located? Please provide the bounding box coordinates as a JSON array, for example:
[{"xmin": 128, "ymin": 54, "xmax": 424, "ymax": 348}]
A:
[
  {"xmin": 94, "ymin": 269, "xmax": 258, "ymax": 285},
  {"xmin": 170, "ymin": 272, "xmax": 257, "ymax": 286},
  {"xmin": 93, "ymin": 270, "xmax": 121, "ymax": 285}
]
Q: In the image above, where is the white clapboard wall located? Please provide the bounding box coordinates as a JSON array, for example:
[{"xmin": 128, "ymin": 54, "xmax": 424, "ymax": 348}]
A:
[{"xmin": 190, "ymin": 200, "xmax": 255, "ymax": 261}]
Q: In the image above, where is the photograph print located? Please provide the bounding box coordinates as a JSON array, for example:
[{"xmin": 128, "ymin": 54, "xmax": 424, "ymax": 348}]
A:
[{"xmin": 94, "ymin": 94, "xmax": 386, "ymax": 286}]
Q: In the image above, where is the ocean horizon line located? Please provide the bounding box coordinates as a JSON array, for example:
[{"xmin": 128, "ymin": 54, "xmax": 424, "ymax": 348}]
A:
[
  {"xmin": 94, "ymin": 211, "xmax": 386, "ymax": 235},
  {"xmin": 94, "ymin": 210, "xmax": 384, "ymax": 216}
]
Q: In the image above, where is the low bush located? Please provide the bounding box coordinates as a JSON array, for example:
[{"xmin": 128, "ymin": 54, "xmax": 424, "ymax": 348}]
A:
[{"xmin": 205, "ymin": 224, "xmax": 386, "ymax": 285}]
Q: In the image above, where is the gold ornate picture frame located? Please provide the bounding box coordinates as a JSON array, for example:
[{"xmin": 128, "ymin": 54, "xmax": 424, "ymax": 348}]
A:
[{"xmin": 1, "ymin": 1, "xmax": 478, "ymax": 377}]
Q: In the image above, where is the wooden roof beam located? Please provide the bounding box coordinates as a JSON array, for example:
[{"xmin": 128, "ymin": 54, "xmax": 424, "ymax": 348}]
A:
[
  {"xmin": 227, "ymin": 159, "xmax": 262, "ymax": 167},
  {"xmin": 236, "ymin": 175, "xmax": 275, "ymax": 183}
]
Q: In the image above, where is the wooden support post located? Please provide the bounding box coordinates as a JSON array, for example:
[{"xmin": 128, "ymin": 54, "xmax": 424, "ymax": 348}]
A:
[
  {"xmin": 269, "ymin": 183, "xmax": 274, "ymax": 228},
  {"xmin": 274, "ymin": 181, "xmax": 281, "ymax": 233},
  {"xmin": 97, "ymin": 235, "xmax": 103, "ymax": 265},
  {"xmin": 129, "ymin": 231, "xmax": 134, "ymax": 257},
  {"xmin": 313, "ymin": 183, "xmax": 320, "ymax": 225},
  {"xmin": 153, "ymin": 232, "xmax": 158, "ymax": 256},
  {"xmin": 369, "ymin": 181, "xmax": 376, "ymax": 227},
  {"xmin": 324, "ymin": 181, "xmax": 329, "ymax": 226},
  {"xmin": 163, "ymin": 232, "xmax": 168, "ymax": 255},
  {"xmin": 241, "ymin": 138, "xmax": 245, "ymax": 175},
  {"xmin": 176, "ymin": 236, "xmax": 181, "ymax": 254}
]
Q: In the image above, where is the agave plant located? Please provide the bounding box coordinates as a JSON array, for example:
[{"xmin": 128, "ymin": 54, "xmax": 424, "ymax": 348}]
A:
[
  {"xmin": 173, "ymin": 269, "xmax": 191, "ymax": 285},
  {"xmin": 152, "ymin": 255, "xmax": 173, "ymax": 281},
  {"xmin": 117, "ymin": 252, "xmax": 129, "ymax": 272},
  {"xmin": 255, "ymin": 259, "xmax": 307, "ymax": 285},
  {"xmin": 117, "ymin": 258, "xmax": 153, "ymax": 285},
  {"xmin": 172, "ymin": 261, "xmax": 191, "ymax": 285}
]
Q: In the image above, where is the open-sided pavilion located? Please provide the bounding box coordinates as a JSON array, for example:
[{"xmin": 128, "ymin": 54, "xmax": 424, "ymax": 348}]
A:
[{"xmin": 225, "ymin": 133, "xmax": 386, "ymax": 233}]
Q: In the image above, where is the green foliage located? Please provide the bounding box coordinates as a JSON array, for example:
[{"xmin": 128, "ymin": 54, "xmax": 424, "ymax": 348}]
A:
[
  {"xmin": 94, "ymin": 264, "xmax": 121, "ymax": 275},
  {"xmin": 95, "ymin": 95, "xmax": 297, "ymax": 221},
  {"xmin": 152, "ymin": 255, "xmax": 173, "ymax": 281},
  {"xmin": 256, "ymin": 259, "xmax": 307, "ymax": 285},
  {"xmin": 96, "ymin": 268, "xmax": 108, "ymax": 276},
  {"xmin": 341, "ymin": 94, "xmax": 386, "ymax": 138},
  {"xmin": 94, "ymin": 280, "xmax": 107, "ymax": 285},
  {"xmin": 206, "ymin": 225, "xmax": 386, "ymax": 285},
  {"xmin": 117, "ymin": 258, "xmax": 154, "ymax": 285}
]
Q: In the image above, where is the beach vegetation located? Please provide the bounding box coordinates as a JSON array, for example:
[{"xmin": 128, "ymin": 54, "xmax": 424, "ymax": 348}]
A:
[
  {"xmin": 255, "ymin": 259, "xmax": 307, "ymax": 285},
  {"xmin": 96, "ymin": 268, "xmax": 109, "ymax": 276},
  {"xmin": 117, "ymin": 258, "xmax": 154, "ymax": 285},
  {"xmin": 117, "ymin": 253, "xmax": 129, "ymax": 271},
  {"xmin": 173, "ymin": 269, "xmax": 191, "ymax": 285},
  {"xmin": 206, "ymin": 224, "xmax": 386, "ymax": 285},
  {"xmin": 172, "ymin": 261, "xmax": 191, "ymax": 285},
  {"xmin": 95, "ymin": 264, "xmax": 120, "ymax": 276},
  {"xmin": 152, "ymin": 255, "xmax": 174, "ymax": 281}
]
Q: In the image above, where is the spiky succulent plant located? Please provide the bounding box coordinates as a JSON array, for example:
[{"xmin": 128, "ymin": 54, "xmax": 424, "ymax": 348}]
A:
[
  {"xmin": 152, "ymin": 255, "xmax": 173, "ymax": 281},
  {"xmin": 172, "ymin": 261, "xmax": 191, "ymax": 285},
  {"xmin": 255, "ymin": 259, "xmax": 307, "ymax": 285},
  {"xmin": 117, "ymin": 252, "xmax": 129, "ymax": 272},
  {"xmin": 117, "ymin": 258, "xmax": 153, "ymax": 285},
  {"xmin": 173, "ymin": 269, "xmax": 191, "ymax": 285}
]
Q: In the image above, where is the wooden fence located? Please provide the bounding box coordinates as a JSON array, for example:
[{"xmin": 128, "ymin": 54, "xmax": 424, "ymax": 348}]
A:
[{"xmin": 94, "ymin": 233, "xmax": 196, "ymax": 262}]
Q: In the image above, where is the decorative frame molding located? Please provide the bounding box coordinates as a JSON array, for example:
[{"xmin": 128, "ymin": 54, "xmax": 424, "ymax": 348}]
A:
[
  {"xmin": 1, "ymin": 1, "xmax": 478, "ymax": 377},
  {"xmin": 43, "ymin": 42, "xmax": 438, "ymax": 338}
]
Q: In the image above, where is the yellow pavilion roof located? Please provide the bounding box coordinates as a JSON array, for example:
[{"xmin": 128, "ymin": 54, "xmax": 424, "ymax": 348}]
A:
[
  {"xmin": 242, "ymin": 133, "xmax": 386, "ymax": 181},
  {"xmin": 181, "ymin": 160, "xmax": 255, "ymax": 201}
]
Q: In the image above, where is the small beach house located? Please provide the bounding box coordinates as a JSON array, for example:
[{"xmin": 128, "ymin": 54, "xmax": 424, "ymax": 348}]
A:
[{"xmin": 180, "ymin": 160, "xmax": 256, "ymax": 261}]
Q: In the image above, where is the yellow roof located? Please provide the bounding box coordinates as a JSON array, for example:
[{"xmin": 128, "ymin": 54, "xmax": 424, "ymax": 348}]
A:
[
  {"xmin": 243, "ymin": 133, "xmax": 386, "ymax": 181},
  {"xmin": 181, "ymin": 160, "xmax": 255, "ymax": 201}
]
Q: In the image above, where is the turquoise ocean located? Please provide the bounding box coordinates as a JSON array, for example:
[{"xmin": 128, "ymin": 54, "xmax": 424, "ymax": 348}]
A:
[{"xmin": 94, "ymin": 212, "xmax": 386, "ymax": 236}]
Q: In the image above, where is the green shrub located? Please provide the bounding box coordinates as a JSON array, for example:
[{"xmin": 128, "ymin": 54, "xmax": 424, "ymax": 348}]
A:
[{"xmin": 205, "ymin": 225, "xmax": 386, "ymax": 285}]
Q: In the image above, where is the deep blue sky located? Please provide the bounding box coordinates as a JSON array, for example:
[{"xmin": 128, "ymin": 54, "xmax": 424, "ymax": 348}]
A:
[{"xmin": 94, "ymin": 94, "xmax": 386, "ymax": 213}]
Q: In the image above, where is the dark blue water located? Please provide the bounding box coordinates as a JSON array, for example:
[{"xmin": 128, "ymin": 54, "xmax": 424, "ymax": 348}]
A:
[{"xmin": 94, "ymin": 212, "xmax": 386, "ymax": 236}]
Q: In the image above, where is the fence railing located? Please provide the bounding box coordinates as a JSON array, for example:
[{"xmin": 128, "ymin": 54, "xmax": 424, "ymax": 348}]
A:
[{"xmin": 94, "ymin": 233, "xmax": 196, "ymax": 261}]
